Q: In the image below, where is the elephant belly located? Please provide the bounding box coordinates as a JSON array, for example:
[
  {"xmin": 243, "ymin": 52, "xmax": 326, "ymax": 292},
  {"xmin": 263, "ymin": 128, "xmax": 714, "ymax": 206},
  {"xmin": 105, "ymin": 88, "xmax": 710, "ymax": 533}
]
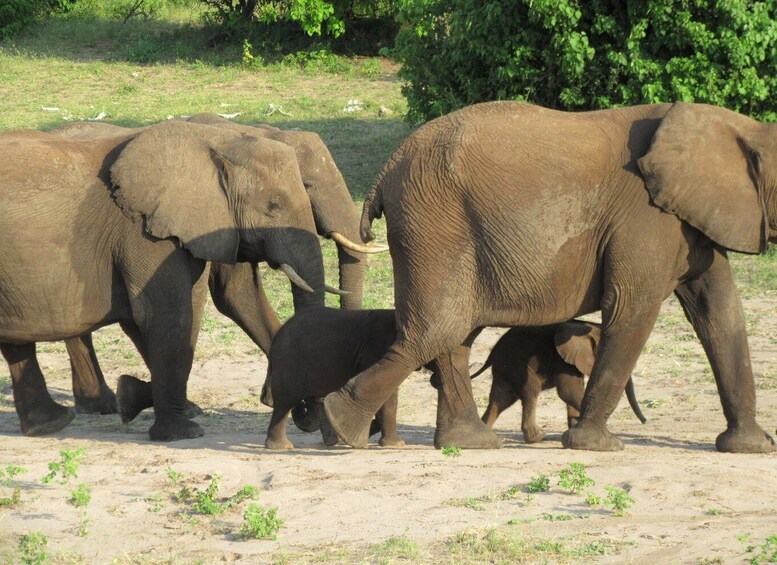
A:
[{"xmin": 0, "ymin": 248, "xmax": 127, "ymax": 343}]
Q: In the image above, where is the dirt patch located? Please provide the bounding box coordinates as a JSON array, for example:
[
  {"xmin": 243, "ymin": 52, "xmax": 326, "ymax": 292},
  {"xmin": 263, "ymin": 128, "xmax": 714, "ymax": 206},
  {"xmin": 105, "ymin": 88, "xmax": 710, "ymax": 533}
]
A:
[{"xmin": 1, "ymin": 296, "xmax": 776, "ymax": 563}]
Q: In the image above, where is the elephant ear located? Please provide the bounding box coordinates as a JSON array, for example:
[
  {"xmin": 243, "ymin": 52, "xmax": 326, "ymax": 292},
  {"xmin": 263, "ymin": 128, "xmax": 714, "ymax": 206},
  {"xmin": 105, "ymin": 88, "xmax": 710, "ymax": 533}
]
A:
[
  {"xmin": 110, "ymin": 121, "xmax": 239, "ymax": 263},
  {"xmin": 638, "ymin": 102, "xmax": 768, "ymax": 254},
  {"xmin": 554, "ymin": 321, "xmax": 601, "ymax": 376}
]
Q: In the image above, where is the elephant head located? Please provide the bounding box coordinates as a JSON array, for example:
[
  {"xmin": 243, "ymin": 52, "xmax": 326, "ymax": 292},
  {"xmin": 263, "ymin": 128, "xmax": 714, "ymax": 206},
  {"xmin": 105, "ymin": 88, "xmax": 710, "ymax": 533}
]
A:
[
  {"xmin": 109, "ymin": 120, "xmax": 325, "ymax": 310},
  {"xmin": 186, "ymin": 113, "xmax": 385, "ymax": 309},
  {"xmin": 639, "ymin": 102, "xmax": 777, "ymax": 254}
]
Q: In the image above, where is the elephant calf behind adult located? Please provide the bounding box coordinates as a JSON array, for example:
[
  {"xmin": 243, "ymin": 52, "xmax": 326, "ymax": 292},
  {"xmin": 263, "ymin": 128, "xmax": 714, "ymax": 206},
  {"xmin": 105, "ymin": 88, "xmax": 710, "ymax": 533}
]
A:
[
  {"xmin": 0, "ymin": 122, "xmax": 325, "ymax": 440},
  {"xmin": 325, "ymin": 101, "xmax": 776, "ymax": 453},
  {"xmin": 468, "ymin": 321, "xmax": 646, "ymax": 442}
]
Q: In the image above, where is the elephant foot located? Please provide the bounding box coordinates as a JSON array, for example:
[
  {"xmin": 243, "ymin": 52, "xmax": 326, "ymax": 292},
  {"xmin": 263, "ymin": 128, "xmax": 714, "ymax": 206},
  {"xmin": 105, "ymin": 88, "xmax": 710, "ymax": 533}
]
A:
[
  {"xmin": 75, "ymin": 384, "xmax": 118, "ymax": 415},
  {"xmin": 319, "ymin": 410, "xmax": 341, "ymax": 447},
  {"xmin": 183, "ymin": 400, "xmax": 203, "ymax": 420},
  {"xmin": 117, "ymin": 375, "xmax": 202, "ymax": 423},
  {"xmin": 148, "ymin": 418, "xmax": 203, "ymax": 441},
  {"xmin": 716, "ymin": 424, "xmax": 775, "ymax": 453},
  {"xmin": 322, "ymin": 388, "xmax": 374, "ymax": 449},
  {"xmin": 561, "ymin": 423, "xmax": 624, "ymax": 451},
  {"xmin": 292, "ymin": 399, "xmax": 322, "ymax": 433},
  {"xmin": 117, "ymin": 375, "xmax": 153, "ymax": 423},
  {"xmin": 21, "ymin": 404, "xmax": 75, "ymax": 437},
  {"xmin": 379, "ymin": 435, "xmax": 406, "ymax": 447},
  {"xmin": 522, "ymin": 425, "xmax": 546, "ymax": 444},
  {"xmin": 434, "ymin": 418, "xmax": 501, "ymax": 449},
  {"xmin": 265, "ymin": 436, "xmax": 294, "ymax": 450}
]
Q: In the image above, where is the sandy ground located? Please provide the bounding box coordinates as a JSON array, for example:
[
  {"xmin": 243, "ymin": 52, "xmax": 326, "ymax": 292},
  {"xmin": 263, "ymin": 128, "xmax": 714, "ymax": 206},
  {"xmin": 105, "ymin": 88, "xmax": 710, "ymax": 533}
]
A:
[{"xmin": 1, "ymin": 296, "xmax": 776, "ymax": 564}]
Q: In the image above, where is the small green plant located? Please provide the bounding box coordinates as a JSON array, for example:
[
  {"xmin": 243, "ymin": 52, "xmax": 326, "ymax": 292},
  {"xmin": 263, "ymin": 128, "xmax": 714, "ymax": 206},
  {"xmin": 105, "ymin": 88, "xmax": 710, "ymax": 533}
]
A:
[
  {"xmin": 585, "ymin": 491, "xmax": 601, "ymax": 506},
  {"xmin": 441, "ymin": 446, "xmax": 462, "ymax": 458},
  {"xmin": 18, "ymin": 532, "xmax": 48, "ymax": 565},
  {"xmin": 526, "ymin": 475, "xmax": 550, "ymax": 493},
  {"xmin": 192, "ymin": 475, "xmax": 223, "ymax": 515},
  {"xmin": 76, "ymin": 517, "xmax": 92, "ymax": 538},
  {"xmin": 165, "ymin": 467, "xmax": 184, "ymax": 485},
  {"xmin": 68, "ymin": 483, "xmax": 91, "ymax": 508},
  {"xmin": 0, "ymin": 464, "xmax": 27, "ymax": 487},
  {"xmin": 238, "ymin": 503, "xmax": 283, "ymax": 540},
  {"xmin": 742, "ymin": 534, "xmax": 777, "ymax": 565},
  {"xmin": 603, "ymin": 487, "xmax": 634, "ymax": 516},
  {"xmin": 42, "ymin": 447, "xmax": 85, "ymax": 485},
  {"xmin": 0, "ymin": 464, "xmax": 27, "ymax": 508},
  {"xmin": 706, "ymin": 508, "xmax": 726, "ymax": 516},
  {"xmin": 557, "ymin": 463, "xmax": 595, "ymax": 493}
]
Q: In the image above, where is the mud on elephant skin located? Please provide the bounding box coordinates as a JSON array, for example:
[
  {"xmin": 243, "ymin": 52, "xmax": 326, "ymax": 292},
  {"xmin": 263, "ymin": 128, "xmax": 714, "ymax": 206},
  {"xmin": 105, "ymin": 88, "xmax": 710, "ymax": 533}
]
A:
[
  {"xmin": 325, "ymin": 101, "xmax": 777, "ymax": 453},
  {"xmin": 261, "ymin": 308, "xmax": 406, "ymax": 450},
  {"xmin": 430, "ymin": 321, "xmax": 646, "ymax": 444},
  {"xmin": 0, "ymin": 121, "xmax": 326, "ymax": 440}
]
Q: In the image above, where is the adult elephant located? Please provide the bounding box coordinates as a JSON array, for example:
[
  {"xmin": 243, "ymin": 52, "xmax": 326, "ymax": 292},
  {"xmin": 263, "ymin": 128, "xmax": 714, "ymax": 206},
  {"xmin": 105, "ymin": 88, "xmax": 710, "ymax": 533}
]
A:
[
  {"xmin": 324, "ymin": 101, "xmax": 776, "ymax": 453},
  {"xmin": 0, "ymin": 120, "xmax": 325, "ymax": 440},
  {"xmin": 52, "ymin": 116, "xmax": 380, "ymax": 415}
]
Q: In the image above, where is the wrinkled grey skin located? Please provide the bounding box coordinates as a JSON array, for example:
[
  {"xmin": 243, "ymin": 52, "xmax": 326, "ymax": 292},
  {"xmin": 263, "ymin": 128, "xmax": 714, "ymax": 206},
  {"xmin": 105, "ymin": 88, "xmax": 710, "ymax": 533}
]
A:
[
  {"xmin": 324, "ymin": 101, "xmax": 777, "ymax": 453},
  {"xmin": 261, "ymin": 308, "xmax": 404, "ymax": 449},
  {"xmin": 447, "ymin": 321, "xmax": 646, "ymax": 443},
  {"xmin": 0, "ymin": 121, "xmax": 324, "ymax": 440},
  {"xmin": 51, "ymin": 116, "xmax": 365, "ymax": 418}
]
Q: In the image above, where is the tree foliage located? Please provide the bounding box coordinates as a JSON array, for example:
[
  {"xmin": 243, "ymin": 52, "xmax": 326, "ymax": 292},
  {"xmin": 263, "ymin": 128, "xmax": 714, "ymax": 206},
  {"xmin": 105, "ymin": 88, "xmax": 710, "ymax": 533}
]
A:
[
  {"xmin": 202, "ymin": 0, "xmax": 396, "ymax": 38},
  {"xmin": 394, "ymin": 0, "xmax": 777, "ymax": 122},
  {"xmin": 0, "ymin": 0, "xmax": 72, "ymax": 38}
]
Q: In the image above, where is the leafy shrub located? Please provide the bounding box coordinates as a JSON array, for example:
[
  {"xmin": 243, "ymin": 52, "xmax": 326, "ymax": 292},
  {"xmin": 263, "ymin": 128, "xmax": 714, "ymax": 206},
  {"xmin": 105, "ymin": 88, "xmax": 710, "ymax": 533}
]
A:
[
  {"xmin": 201, "ymin": 0, "xmax": 395, "ymax": 38},
  {"xmin": 0, "ymin": 0, "xmax": 70, "ymax": 38},
  {"xmin": 526, "ymin": 474, "xmax": 550, "ymax": 493},
  {"xmin": 238, "ymin": 503, "xmax": 283, "ymax": 540},
  {"xmin": 557, "ymin": 463, "xmax": 595, "ymax": 494},
  {"xmin": 395, "ymin": 0, "xmax": 777, "ymax": 122},
  {"xmin": 18, "ymin": 532, "xmax": 47, "ymax": 565}
]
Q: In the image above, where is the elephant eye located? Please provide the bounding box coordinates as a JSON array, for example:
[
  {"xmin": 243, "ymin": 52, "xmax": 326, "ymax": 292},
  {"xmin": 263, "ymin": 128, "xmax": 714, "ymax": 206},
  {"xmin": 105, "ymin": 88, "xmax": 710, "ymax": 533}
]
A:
[
  {"xmin": 303, "ymin": 181, "xmax": 315, "ymax": 192},
  {"xmin": 267, "ymin": 199, "xmax": 282, "ymax": 214}
]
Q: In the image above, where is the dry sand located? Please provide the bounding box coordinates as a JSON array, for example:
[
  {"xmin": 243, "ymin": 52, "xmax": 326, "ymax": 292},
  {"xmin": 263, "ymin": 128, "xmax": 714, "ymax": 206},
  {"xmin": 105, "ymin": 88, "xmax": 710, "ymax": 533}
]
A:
[{"xmin": 1, "ymin": 296, "xmax": 776, "ymax": 563}]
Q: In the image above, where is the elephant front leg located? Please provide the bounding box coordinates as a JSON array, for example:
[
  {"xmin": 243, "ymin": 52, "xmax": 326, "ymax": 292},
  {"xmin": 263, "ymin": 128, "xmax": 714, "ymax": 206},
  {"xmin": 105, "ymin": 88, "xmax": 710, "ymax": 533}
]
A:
[
  {"xmin": 323, "ymin": 348, "xmax": 416, "ymax": 448},
  {"xmin": 562, "ymin": 286, "xmax": 662, "ymax": 452},
  {"xmin": 519, "ymin": 390, "xmax": 545, "ymax": 444},
  {"xmin": 675, "ymin": 249, "xmax": 774, "ymax": 453},
  {"xmin": 432, "ymin": 332, "xmax": 501, "ymax": 449},
  {"xmin": 376, "ymin": 391, "xmax": 405, "ymax": 447},
  {"xmin": 1, "ymin": 343, "xmax": 75, "ymax": 436},
  {"xmin": 555, "ymin": 372, "xmax": 584, "ymax": 429},
  {"xmin": 65, "ymin": 334, "xmax": 117, "ymax": 415}
]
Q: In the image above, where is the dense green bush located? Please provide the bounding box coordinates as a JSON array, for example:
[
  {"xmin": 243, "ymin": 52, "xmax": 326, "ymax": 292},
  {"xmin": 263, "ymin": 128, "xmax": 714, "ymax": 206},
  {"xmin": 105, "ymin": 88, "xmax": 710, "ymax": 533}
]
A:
[
  {"xmin": 0, "ymin": 0, "xmax": 71, "ymax": 37},
  {"xmin": 395, "ymin": 0, "xmax": 777, "ymax": 122},
  {"xmin": 202, "ymin": 0, "xmax": 395, "ymax": 38}
]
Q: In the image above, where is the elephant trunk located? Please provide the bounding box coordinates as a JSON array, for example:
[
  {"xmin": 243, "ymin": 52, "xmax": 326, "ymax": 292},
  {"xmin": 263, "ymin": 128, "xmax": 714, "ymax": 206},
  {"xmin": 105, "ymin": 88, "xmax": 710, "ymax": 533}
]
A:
[
  {"xmin": 265, "ymin": 227, "xmax": 326, "ymax": 313},
  {"xmin": 336, "ymin": 243, "xmax": 366, "ymax": 310}
]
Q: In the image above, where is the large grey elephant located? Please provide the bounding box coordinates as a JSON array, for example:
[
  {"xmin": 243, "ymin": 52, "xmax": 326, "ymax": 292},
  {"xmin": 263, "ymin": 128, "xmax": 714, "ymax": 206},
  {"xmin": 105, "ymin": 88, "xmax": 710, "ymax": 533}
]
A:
[
  {"xmin": 51, "ymin": 116, "xmax": 380, "ymax": 417},
  {"xmin": 0, "ymin": 121, "xmax": 325, "ymax": 440},
  {"xmin": 324, "ymin": 101, "xmax": 776, "ymax": 453}
]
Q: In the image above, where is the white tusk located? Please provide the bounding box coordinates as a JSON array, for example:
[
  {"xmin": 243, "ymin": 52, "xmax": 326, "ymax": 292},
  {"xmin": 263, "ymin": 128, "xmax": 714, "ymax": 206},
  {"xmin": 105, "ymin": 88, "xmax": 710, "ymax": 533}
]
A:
[
  {"xmin": 325, "ymin": 285, "xmax": 351, "ymax": 296},
  {"xmin": 279, "ymin": 263, "xmax": 315, "ymax": 293},
  {"xmin": 330, "ymin": 231, "xmax": 389, "ymax": 254}
]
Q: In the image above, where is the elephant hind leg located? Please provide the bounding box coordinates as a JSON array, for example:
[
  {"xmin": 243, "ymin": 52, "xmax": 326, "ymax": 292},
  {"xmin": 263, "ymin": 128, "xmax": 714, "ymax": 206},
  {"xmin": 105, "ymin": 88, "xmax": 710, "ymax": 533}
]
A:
[
  {"xmin": 1, "ymin": 343, "xmax": 74, "ymax": 436},
  {"xmin": 66, "ymin": 334, "xmax": 117, "ymax": 415},
  {"xmin": 265, "ymin": 406, "xmax": 293, "ymax": 450}
]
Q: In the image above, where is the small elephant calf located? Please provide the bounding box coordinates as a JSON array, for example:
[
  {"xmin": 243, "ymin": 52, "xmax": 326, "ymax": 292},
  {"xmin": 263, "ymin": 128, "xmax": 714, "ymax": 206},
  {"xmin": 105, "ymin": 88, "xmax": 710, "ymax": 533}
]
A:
[
  {"xmin": 261, "ymin": 308, "xmax": 405, "ymax": 449},
  {"xmin": 434, "ymin": 321, "xmax": 646, "ymax": 443}
]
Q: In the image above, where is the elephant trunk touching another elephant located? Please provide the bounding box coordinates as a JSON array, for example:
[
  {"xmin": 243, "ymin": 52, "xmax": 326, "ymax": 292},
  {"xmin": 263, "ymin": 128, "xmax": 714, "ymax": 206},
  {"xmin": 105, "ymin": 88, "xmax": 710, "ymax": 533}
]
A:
[{"xmin": 323, "ymin": 101, "xmax": 776, "ymax": 453}]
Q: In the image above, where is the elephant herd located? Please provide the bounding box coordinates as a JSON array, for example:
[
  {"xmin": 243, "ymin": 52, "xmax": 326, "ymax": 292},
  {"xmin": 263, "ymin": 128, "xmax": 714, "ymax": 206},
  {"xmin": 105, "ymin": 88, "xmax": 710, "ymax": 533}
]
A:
[{"xmin": 1, "ymin": 101, "xmax": 776, "ymax": 454}]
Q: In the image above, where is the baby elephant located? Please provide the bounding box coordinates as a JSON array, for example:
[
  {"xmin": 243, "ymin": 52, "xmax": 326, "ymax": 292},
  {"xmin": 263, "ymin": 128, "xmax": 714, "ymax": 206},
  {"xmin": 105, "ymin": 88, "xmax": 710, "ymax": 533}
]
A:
[
  {"xmin": 261, "ymin": 308, "xmax": 404, "ymax": 450},
  {"xmin": 435, "ymin": 321, "xmax": 646, "ymax": 444}
]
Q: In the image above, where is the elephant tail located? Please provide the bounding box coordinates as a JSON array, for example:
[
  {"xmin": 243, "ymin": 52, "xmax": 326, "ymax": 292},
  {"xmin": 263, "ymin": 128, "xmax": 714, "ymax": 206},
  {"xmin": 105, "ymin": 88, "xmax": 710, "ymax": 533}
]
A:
[
  {"xmin": 360, "ymin": 179, "xmax": 384, "ymax": 243},
  {"xmin": 470, "ymin": 348, "xmax": 496, "ymax": 380},
  {"xmin": 625, "ymin": 377, "xmax": 647, "ymax": 424}
]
